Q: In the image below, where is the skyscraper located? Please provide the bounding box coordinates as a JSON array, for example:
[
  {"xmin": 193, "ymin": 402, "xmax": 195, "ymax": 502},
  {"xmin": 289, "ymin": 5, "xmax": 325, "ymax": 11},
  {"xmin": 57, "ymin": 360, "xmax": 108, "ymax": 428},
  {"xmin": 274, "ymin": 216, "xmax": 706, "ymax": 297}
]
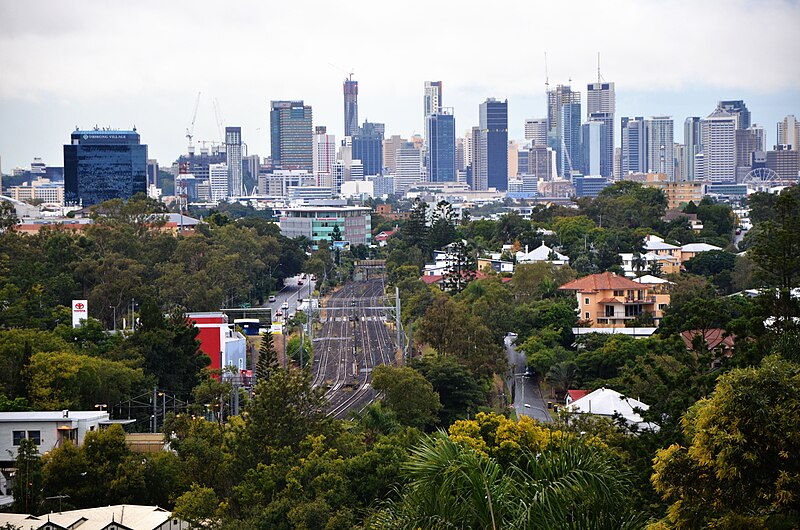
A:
[
  {"xmin": 735, "ymin": 125, "xmax": 766, "ymax": 181},
  {"xmin": 586, "ymin": 82, "xmax": 615, "ymax": 116},
  {"xmin": 477, "ymin": 98, "xmax": 509, "ymax": 191},
  {"xmin": 587, "ymin": 81, "xmax": 615, "ymax": 175},
  {"xmin": 683, "ymin": 117, "xmax": 702, "ymax": 181},
  {"xmin": 64, "ymin": 128, "xmax": 147, "ymax": 206},
  {"xmin": 717, "ymin": 100, "xmax": 751, "ymax": 130},
  {"xmin": 588, "ymin": 112, "xmax": 614, "ymax": 177},
  {"xmin": 425, "ymin": 108, "xmax": 456, "ymax": 182},
  {"xmin": 270, "ymin": 100, "xmax": 313, "ymax": 171},
  {"xmin": 778, "ymin": 115, "xmax": 799, "ymax": 150},
  {"xmin": 701, "ymin": 108, "xmax": 737, "ymax": 183},
  {"xmin": 394, "ymin": 142, "xmax": 422, "ymax": 193},
  {"xmin": 343, "ymin": 76, "xmax": 358, "ymax": 137},
  {"xmin": 424, "ymin": 81, "xmax": 443, "ymax": 119},
  {"xmin": 382, "ymin": 135, "xmax": 405, "ymax": 173},
  {"xmin": 352, "ymin": 120, "xmax": 385, "ymax": 176},
  {"xmin": 313, "ymin": 126, "xmax": 336, "ymax": 188},
  {"xmin": 524, "ymin": 118, "xmax": 548, "ymax": 145},
  {"xmin": 560, "ymin": 100, "xmax": 582, "ymax": 177},
  {"xmin": 225, "ymin": 126, "xmax": 243, "ymax": 196},
  {"xmin": 646, "ymin": 116, "xmax": 674, "ymax": 179},
  {"xmin": 621, "ymin": 117, "xmax": 647, "ymax": 175},
  {"xmin": 581, "ymin": 120, "xmax": 604, "ymax": 176},
  {"xmin": 547, "ymin": 85, "xmax": 581, "ymax": 177}
]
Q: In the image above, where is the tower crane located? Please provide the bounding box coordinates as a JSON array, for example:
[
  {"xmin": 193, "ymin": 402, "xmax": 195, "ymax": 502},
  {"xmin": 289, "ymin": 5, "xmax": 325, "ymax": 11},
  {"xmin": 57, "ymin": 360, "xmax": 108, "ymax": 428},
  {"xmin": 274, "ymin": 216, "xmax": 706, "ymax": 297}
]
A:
[{"xmin": 186, "ymin": 92, "xmax": 201, "ymax": 156}]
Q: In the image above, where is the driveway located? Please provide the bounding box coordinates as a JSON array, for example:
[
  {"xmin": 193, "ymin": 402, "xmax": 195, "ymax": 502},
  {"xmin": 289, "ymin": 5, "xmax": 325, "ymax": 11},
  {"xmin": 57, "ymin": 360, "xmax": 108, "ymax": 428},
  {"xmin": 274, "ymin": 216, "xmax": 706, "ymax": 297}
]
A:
[{"xmin": 505, "ymin": 334, "xmax": 552, "ymax": 423}]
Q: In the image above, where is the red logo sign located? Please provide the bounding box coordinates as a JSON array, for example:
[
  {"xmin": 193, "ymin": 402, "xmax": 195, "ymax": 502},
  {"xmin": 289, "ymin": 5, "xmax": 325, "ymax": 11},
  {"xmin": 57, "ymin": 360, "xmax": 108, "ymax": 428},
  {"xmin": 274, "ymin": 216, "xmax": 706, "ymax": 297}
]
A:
[{"xmin": 74, "ymin": 303, "xmax": 85, "ymax": 310}]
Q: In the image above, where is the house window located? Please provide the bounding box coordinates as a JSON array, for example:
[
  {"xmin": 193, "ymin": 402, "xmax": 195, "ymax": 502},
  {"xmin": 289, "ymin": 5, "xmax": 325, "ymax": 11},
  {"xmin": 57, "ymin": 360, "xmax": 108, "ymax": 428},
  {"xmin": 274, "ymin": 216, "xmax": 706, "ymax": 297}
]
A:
[
  {"xmin": 584, "ymin": 298, "xmax": 590, "ymax": 305},
  {"xmin": 12, "ymin": 430, "xmax": 25, "ymax": 446},
  {"xmin": 613, "ymin": 290, "xmax": 624, "ymax": 297},
  {"xmin": 584, "ymin": 312, "xmax": 590, "ymax": 320},
  {"xmin": 605, "ymin": 306, "xmax": 615, "ymax": 317},
  {"xmin": 27, "ymin": 430, "xmax": 41, "ymax": 445},
  {"xmin": 658, "ymin": 303, "xmax": 667, "ymax": 311}
]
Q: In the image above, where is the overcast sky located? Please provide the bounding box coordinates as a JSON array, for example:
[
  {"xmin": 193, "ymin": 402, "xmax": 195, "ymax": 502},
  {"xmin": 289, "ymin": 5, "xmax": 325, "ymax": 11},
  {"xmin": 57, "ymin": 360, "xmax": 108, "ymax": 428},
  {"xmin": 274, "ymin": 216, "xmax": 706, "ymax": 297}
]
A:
[{"xmin": 1, "ymin": 0, "xmax": 799, "ymax": 171}]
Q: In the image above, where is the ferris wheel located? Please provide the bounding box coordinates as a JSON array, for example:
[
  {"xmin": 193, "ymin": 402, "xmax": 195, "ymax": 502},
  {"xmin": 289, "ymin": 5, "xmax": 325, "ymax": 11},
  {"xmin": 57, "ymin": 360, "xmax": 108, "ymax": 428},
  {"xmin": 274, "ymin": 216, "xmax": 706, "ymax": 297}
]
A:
[{"xmin": 743, "ymin": 167, "xmax": 779, "ymax": 190}]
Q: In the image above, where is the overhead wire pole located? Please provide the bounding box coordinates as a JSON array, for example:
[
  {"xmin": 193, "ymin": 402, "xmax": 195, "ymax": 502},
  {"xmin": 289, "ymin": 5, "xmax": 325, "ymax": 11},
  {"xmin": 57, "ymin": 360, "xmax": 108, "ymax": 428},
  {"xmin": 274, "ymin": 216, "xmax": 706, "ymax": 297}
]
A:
[{"xmin": 395, "ymin": 287, "xmax": 402, "ymax": 365}]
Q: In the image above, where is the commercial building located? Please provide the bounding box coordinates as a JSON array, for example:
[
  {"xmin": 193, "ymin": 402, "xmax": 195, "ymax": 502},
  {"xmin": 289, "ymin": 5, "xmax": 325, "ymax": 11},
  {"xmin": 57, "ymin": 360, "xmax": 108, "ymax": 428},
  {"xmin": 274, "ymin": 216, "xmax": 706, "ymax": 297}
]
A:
[
  {"xmin": 64, "ymin": 128, "xmax": 147, "ymax": 206},
  {"xmin": 424, "ymin": 81, "xmax": 443, "ymax": 120},
  {"xmin": 683, "ymin": 117, "xmax": 702, "ymax": 181},
  {"xmin": 766, "ymin": 145, "xmax": 800, "ymax": 183},
  {"xmin": 621, "ymin": 117, "xmax": 647, "ymax": 175},
  {"xmin": 0, "ymin": 410, "xmax": 111, "ymax": 463},
  {"xmin": 278, "ymin": 206, "xmax": 372, "ymax": 246},
  {"xmin": 393, "ymin": 142, "xmax": 423, "ymax": 194},
  {"xmin": 226, "ymin": 126, "xmax": 243, "ymax": 196},
  {"xmin": 573, "ymin": 175, "xmax": 610, "ymax": 197},
  {"xmin": 187, "ymin": 312, "xmax": 247, "ymax": 374},
  {"xmin": 425, "ymin": 108, "xmax": 456, "ymax": 182},
  {"xmin": 735, "ymin": 126, "xmax": 766, "ymax": 181},
  {"xmin": 701, "ymin": 109, "xmax": 738, "ymax": 183},
  {"xmin": 477, "ymin": 98, "xmax": 509, "ymax": 190},
  {"xmin": 524, "ymin": 118, "xmax": 548, "ymax": 145},
  {"xmin": 343, "ymin": 76, "xmax": 359, "ymax": 137},
  {"xmin": 382, "ymin": 135, "xmax": 405, "ymax": 173},
  {"xmin": 208, "ymin": 162, "xmax": 229, "ymax": 202},
  {"xmin": 9, "ymin": 177, "xmax": 64, "ymax": 204},
  {"xmin": 312, "ymin": 126, "xmax": 336, "ymax": 188},
  {"xmin": 270, "ymin": 100, "xmax": 313, "ymax": 171},
  {"xmin": 257, "ymin": 170, "xmax": 314, "ymax": 197},
  {"xmin": 587, "ymin": 81, "xmax": 615, "ymax": 176},
  {"xmin": 646, "ymin": 116, "xmax": 675, "ymax": 180},
  {"xmin": 717, "ymin": 100, "xmax": 751, "ymax": 130},
  {"xmin": 778, "ymin": 115, "xmax": 799, "ymax": 150},
  {"xmin": 352, "ymin": 120, "xmax": 384, "ymax": 176}
]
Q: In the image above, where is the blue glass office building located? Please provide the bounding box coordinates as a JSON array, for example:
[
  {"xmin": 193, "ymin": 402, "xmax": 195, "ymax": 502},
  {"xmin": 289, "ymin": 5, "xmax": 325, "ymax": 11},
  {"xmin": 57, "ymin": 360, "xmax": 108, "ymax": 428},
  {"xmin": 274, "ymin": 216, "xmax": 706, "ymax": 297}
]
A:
[
  {"xmin": 64, "ymin": 129, "xmax": 147, "ymax": 206},
  {"xmin": 478, "ymin": 98, "xmax": 508, "ymax": 191},
  {"xmin": 352, "ymin": 120, "xmax": 384, "ymax": 176},
  {"xmin": 425, "ymin": 110, "xmax": 456, "ymax": 182}
]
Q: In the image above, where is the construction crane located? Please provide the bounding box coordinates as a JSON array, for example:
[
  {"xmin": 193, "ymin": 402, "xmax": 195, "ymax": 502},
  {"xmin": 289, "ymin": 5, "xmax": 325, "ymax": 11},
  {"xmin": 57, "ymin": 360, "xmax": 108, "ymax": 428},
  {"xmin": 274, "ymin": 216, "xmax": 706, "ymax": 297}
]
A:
[
  {"xmin": 213, "ymin": 98, "xmax": 225, "ymax": 143},
  {"xmin": 186, "ymin": 92, "xmax": 201, "ymax": 156}
]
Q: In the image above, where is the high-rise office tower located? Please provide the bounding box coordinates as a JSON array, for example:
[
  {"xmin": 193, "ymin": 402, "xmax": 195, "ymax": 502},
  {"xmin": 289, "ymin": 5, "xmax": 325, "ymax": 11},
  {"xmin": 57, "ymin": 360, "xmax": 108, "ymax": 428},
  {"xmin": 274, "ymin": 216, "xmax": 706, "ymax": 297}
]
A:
[
  {"xmin": 313, "ymin": 126, "xmax": 336, "ymax": 188},
  {"xmin": 683, "ymin": 117, "xmax": 702, "ymax": 181},
  {"xmin": 621, "ymin": 117, "xmax": 647, "ymax": 175},
  {"xmin": 674, "ymin": 143, "xmax": 685, "ymax": 181},
  {"xmin": 701, "ymin": 108, "xmax": 737, "ymax": 183},
  {"xmin": 717, "ymin": 100, "xmax": 751, "ymax": 130},
  {"xmin": 424, "ymin": 81, "xmax": 443, "ymax": 119},
  {"xmin": 587, "ymin": 82, "xmax": 615, "ymax": 116},
  {"xmin": 524, "ymin": 118, "xmax": 548, "ymax": 145},
  {"xmin": 581, "ymin": 120, "xmax": 604, "ymax": 176},
  {"xmin": 425, "ymin": 108, "xmax": 456, "ymax": 182},
  {"xmin": 352, "ymin": 120, "xmax": 385, "ymax": 176},
  {"xmin": 588, "ymin": 112, "xmax": 614, "ymax": 177},
  {"xmin": 477, "ymin": 98, "xmax": 509, "ymax": 190},
  {"xmin": 735, "ymin": 125, "xmax": 766, "ymax": 181},
  {"xmin": 270, "ymin": 100, "xmax": 313, "ymax": 171},
  {"xmin": 470, "ymin": 126, "xmax": 482, "ymax": 190},
  {"xmin": 527, "ymin": 145, "xmax": 554, "ymax": 181},
  {"xmin": 508, "ymin": 140, "xmax": 519, "ymax": 178},
  {"xmin": 778, "ymin": 115, "xmax": 799, "ymax": 150},
  {"xmin": 208, "ymin": 162, "xmax": 229, "ymax": 202},
  {"xmin": 766, "ymin": 145, "xmax": 800, "ymax": 182},
  {"xmin": 64, "ymin": 128, "xmax": 147, "ymax": 206},
  {"xmin": 394, "ymin": 141, "xmax": 422, "ymax": 193},
  {"xmin": 225, "ymin": 126, "xmax": 243, "ymax": 196},
  {"xmin": 146, "ymin": 159, "xmax": 159, "ymax": 188},
  {"xmin": 646, "ymin": 116, "xmax": 674, "ymax": 179},
  {"xmin": 560, "ymin": 100, "xmax": 582, "ymax": 177},
  {"xmin": 382, "ymin": 135, "xmax": 405, "ymax": 173},
  {"xmin": 455, "ymin": 137, "xmax": 467, "ymax": 172},
  {"xmin": 343, "ymin": 76, "xmax": 358, "ymax": 137}
]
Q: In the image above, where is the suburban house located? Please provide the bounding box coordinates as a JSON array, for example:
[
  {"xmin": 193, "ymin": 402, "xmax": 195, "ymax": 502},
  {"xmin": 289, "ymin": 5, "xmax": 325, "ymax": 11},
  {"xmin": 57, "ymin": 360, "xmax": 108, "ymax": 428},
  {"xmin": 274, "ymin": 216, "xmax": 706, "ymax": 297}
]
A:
[
  {"xmin": 515, "ymin": 241, "xmax": 569, "ymax": 265},
  {"xmin": 565, "ymin": 387, "xmax": 658, "ymax": 432},
  {"xmin": 559, "ymin": 272, "xmax": 669, "ymax": 327},
  {"xmin": 680, "ymin": 328, "xmax": 736, "ymax": 368},
  {"xmin": 477, "ymin": 257, "xmax": 514, "ymax": 274},
  {"xmin": 0, "ymin": 411, "xmax": 111, "ymax": 464},
  {"xmin": 680, "ymin": 242, "xmax": 723, "ymax": 263},
  {"xmin": 620, "ymin": 251, "xmax": 678, "ymax": 277},
  {"xmin": 374, "ymin": 230, "xmax": 396, "ymax": 247},
  {"xmin": 187, "ymin": 312, "xmax": 247, "ymax": 375},
  {"xmin": 0, "ymin": 505, "xmax": 188, "ymax": 530}
]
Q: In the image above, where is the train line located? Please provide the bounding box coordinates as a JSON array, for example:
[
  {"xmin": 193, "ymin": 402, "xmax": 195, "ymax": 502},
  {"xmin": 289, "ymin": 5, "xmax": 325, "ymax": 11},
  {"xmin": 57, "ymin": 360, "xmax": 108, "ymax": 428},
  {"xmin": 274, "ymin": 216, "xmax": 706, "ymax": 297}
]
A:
[{"xmin": 311, "ymin": 278, "xmax": 396, "ymax": 418}]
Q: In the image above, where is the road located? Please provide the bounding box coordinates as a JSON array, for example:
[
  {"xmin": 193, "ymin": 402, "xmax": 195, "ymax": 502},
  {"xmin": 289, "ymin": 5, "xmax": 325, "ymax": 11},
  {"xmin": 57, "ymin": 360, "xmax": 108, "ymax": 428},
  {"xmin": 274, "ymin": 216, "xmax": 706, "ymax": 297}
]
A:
[
  {"xmin": 311, "ymin": 279, "xmax": 396, "ymax": 418},
  {"xmin": 505, "ymin": 334, "xmax": 552, "ymax": 423},
  {"xmin": 265, "ymin": 274, "xmax": 316, "ymax": 320}
]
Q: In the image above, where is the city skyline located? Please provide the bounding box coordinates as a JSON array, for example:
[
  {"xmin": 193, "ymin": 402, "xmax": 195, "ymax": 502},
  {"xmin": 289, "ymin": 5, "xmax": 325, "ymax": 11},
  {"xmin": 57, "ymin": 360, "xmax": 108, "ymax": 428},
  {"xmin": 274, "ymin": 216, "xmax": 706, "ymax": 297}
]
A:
[{"xmin": 1, "ymin": 0, "xmax": 799, "ymax": 169}]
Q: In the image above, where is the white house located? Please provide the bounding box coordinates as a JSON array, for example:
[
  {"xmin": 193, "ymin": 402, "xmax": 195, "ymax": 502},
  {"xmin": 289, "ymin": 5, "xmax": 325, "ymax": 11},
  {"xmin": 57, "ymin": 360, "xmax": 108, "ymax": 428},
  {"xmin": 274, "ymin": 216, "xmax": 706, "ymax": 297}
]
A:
[
  {"xmin": 565, "ymin": 387, "xmax": 659, "ymax": 432},
  {"xmin": 0, "ymin": 505, "xmax": 189, "ymax": 530},
  {"xmin": 0, "ymin": 410, "xmax": 110, "ymax": 463},
  {"xmin": 515, "ymin": 241, "xmax": 569, "ymax": 265}
]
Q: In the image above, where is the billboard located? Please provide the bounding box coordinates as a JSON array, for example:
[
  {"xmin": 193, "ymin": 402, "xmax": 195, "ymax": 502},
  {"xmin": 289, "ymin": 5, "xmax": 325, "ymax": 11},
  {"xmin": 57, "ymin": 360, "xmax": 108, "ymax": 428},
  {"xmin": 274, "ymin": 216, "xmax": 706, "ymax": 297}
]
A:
[
  {"xmin": 270, "ymin": 323, "xmax": 283, "ymax": 335},
  {"xmin": 72, "ymin": 299, "xmax": 88, "ymax": 328}
]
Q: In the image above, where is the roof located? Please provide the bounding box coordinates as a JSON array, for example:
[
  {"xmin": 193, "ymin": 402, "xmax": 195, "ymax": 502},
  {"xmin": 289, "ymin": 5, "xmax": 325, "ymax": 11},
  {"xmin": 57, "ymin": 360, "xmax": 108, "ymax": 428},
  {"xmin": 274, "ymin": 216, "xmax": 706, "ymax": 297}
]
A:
[
  {"xmin": 566, "ymin": 387, "xmax": 658, "ymax": 431},
  {"xmin": 0, "ymin": 505, "xmax": 178, "ymax": 530},
  {"xmin": 421, "ymin": 271, "xmax": 511, "ymax": 285},
  {"xmin": 566, "ymin": 389, "xmax": 588, "ymax": 402},
  {"xmin": 0, "ymin": 411, "xmax": 108, "ymax": 423},
  {"xmin": 643, "ymin": 237, "xmax": 680, "ymax": 251},
  {"xmin": 633, "ymin": 274, "xmax": 673, "ymax": 285},
  {"xmin": 680, "ymin": 329, "xmax": 735, "ymax": 351},
  {"xmin": 559, "ymin": 272, "xmax": 644, "ymax": 292},
  {"xmin": 597, "ymin": 297, "xmax": 622, "ymax": 303},
  {"xmin": 515, "ymin": 242, "xmax": 568, "ymax": 263},
  {"xmin": 681, "ymin": 242, "xmax": 722, "ymax": 253}
]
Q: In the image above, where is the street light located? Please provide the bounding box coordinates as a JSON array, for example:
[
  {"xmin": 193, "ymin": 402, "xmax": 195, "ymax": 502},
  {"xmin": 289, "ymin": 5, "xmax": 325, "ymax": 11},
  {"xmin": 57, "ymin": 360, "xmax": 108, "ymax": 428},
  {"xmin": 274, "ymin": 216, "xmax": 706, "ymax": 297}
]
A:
[
  {"xmin": 94, "ymin": 404, "xmax": 107, "ymax": 412},
  {"xmin": 109, "ymin": 306, "xmax": 116, "ymax": 332}
]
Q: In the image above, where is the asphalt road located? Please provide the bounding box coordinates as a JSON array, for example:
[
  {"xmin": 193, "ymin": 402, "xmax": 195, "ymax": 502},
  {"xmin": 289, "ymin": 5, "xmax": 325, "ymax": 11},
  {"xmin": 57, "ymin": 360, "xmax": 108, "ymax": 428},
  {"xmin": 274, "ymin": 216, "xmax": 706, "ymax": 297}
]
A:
[
  {"xmin": 505, "ymin": 334, "xmax": 552, "ymax": 423},
  {"xmin": 265, "ymin": 275, "xmax": 316, "ymax": 320}
]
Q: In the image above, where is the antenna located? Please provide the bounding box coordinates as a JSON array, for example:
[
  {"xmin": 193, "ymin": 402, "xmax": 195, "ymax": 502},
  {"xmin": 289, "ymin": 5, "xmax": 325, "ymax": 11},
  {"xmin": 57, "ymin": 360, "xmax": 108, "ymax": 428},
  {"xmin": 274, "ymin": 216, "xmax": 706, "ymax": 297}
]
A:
[
  {"xmin": 544, "ymin": 52, "xmax": 550, "ymax": 94},
  {"xmin": 597, "ymin": 52, "xmax": 605, "ymax": 83}
]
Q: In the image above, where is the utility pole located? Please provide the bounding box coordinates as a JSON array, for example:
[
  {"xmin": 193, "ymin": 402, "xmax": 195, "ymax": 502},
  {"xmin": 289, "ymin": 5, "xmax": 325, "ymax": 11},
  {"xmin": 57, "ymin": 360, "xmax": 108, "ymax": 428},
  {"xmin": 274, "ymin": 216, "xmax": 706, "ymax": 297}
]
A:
[
  {"xmin": 152, "ymin": 386, "xmax": 157, "ymax": 433},
  {"xmin": 395, "ymin": 287, "xmax": 402, "ymax": 365}
]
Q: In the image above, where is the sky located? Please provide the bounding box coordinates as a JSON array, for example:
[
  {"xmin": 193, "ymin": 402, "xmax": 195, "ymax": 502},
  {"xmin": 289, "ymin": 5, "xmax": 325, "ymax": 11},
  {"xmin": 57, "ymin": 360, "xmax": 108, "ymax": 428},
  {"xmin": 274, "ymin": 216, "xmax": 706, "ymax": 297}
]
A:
[{"xmin": 1, "ymin": 0, "xmax": 799, "ymax": 171}]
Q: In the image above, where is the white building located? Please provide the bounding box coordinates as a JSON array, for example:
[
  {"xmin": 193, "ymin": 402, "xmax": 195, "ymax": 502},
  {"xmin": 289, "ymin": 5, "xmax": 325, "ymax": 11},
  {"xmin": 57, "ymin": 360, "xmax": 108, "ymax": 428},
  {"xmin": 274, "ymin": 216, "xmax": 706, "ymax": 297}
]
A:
[
  {"xmin": 394, "ymin": 142, "xmax": 423, "ymax": 194},
  {"xmin": 278, "ymin": 206, "xmax": 372, "ymax": 246},
  {"xmin": 0, "ymin": 505, "xmax": 189, "ymax": 530},
  {"xmin": 647, "ymin": 116, "xmax": 675, "ymax": 180},
  {"xmin": 9, "ymin": 177, "xmax": 64, "ymax": 205},
  {"xmin": 566, "ymin": 387, "xmax": 658, "ymax": 432},
  {"xmin": 701, "ymin": 109, "xmax": 737, "ymax": 183},
  {"xmin": 524, "ymin": 118, "xmax": 548, "ymax": 146},
  {"xmin": 777, "ymin": 115, "xmax": 799, "ymax": 150},
  {"xmin": 313, "ymin": 127, "xmax": 336, "ymax": 189},
  {"xmin": 515, "ymin": 242, "xmax": 569, "ymax": 265},
  {"xmin": 0, "ymin": 410, "xmax": 111, "ymax": 462},
  {"xmin": 208, "ymin": 162, "xmax": 229, "ymax": 202}
]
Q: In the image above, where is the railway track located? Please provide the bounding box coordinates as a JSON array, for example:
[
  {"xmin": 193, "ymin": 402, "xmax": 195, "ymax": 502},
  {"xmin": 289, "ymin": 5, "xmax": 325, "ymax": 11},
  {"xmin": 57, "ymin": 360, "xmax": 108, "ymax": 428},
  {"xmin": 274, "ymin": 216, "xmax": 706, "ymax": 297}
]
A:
[{"xmin": 311, "ymin": 279, "xmax": 395, "ymax": 418}]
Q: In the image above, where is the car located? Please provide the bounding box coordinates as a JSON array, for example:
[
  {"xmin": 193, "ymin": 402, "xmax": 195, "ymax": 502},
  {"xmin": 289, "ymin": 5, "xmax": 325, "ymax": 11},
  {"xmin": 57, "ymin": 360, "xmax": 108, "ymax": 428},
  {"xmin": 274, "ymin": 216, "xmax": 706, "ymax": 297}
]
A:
[
  {"xmin": 523, "ymin": 368, "xmax": 534, "ymax": 378},
  {"xmin": 268, "ymin": 295, "xmax": 276, "ymax": 303},
  {"xmin": 275, "ymin": 310, "xmax": 283, "ymax": 317},
  {"xmin": 524, "ymin": 404, "xmax": 531, "ymax": 409},
  {"xmin": 298, "ymin": 280, "xmax": 304, "ymax": 285},
  {"xmin": 298, "ymin": 298, "xmax": 305, "ymax": 304},
  {"xmin": 310, "ymin": 275, "xmax": 316, "ymax": 281}
]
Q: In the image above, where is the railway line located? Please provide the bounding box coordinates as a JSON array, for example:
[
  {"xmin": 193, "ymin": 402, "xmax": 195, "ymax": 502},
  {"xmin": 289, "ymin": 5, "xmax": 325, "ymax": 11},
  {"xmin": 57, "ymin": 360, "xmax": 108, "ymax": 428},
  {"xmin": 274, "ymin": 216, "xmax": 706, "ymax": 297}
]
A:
[{"xmin": 311, "ymin": 278, "xmax": 396, "ymax": 418}]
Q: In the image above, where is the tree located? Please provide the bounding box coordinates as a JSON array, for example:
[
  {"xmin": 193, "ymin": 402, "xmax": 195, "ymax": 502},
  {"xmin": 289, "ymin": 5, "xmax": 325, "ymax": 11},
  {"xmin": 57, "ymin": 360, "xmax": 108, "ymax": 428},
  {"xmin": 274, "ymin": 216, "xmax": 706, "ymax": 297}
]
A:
[
  {"xmin": 256, "ymin": 332, "xmax": 279, "ymax": 382},
  {"xmin": 330, "ymin": 224, "xmax": 343, "ymax": 243},
  {"xmin": 173, "ymin": 483, "xmax": 221, "ymax": 528},
  {"xmin": 442, "ymin": 240, "xmax": 476, "ymax": 293},
  {"xmin": 372, "ymin": 365, "xmax": 442, "ymax": 430},
  {"xmin": 0, "ymin": 201, "xmax": 19, "ymax": 232},
  {"xmin": 651, "ymin": 355, "xmax": 800, "ymax": 529},
  {"xmin": 13, "ymin": 438, "xmax": 42, "ymax": 514},
  {"xmin": 410, "ymin": 355, "xmax": 484, "ymax": 426},
  {"xmin": 403, "ymin": 198, "xmax": 429, "ymax": 255},
  {"xmin": 427, "ymin": 201, "xmax": 458, "ymax": 251}
]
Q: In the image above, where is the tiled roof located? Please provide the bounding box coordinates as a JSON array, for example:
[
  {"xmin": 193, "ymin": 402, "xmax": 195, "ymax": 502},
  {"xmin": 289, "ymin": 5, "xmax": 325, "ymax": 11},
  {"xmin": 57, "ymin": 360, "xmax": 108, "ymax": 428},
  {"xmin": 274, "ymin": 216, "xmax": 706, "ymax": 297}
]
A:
[
  {"xmin": 559, "ymin": 272, "xmax": 644, "ymax": 292},
  {"xmin": 680, "ymin": 329, "xmax": 735, "ymax": 351}
]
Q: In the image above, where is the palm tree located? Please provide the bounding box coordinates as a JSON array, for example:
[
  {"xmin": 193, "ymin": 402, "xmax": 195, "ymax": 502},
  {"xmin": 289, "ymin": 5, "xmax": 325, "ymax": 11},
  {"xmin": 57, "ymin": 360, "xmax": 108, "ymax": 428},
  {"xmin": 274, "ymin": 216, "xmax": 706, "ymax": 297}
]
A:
[
  {"xmin": 369, "ymin": 432, "xmax": 645, "ymax": 529},
  {"xmin": 546, "ymin": 361, "xmax": 578, "ymax": 397}
]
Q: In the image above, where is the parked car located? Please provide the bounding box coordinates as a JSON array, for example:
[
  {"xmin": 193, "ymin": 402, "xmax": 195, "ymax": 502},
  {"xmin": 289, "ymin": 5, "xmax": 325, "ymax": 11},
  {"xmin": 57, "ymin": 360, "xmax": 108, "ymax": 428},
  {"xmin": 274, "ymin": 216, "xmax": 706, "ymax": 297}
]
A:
[{"xmin": 268, "ymin": 295, "xmax": 276, "ymax": 302}]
